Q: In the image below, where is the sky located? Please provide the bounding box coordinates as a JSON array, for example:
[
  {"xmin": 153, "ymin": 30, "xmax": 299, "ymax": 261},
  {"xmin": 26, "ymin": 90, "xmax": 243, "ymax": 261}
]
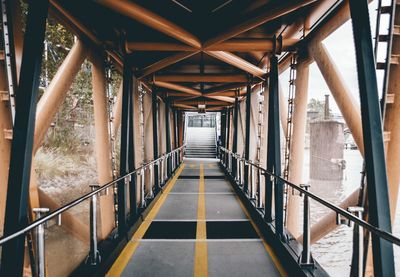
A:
[{"xmin": 279, "ymin": 0, "xmax": 385, "ymax": 114}]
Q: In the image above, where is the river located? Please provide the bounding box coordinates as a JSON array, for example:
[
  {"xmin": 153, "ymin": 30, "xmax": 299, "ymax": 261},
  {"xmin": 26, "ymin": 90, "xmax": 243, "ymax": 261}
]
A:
[{"xmin": 302, "ymin": 148, "xmax": 400, "ymax": 276}]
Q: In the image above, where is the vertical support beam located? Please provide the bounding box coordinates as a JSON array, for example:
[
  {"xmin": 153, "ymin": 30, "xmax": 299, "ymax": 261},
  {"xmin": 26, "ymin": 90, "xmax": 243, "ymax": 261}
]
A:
[
  {"xmin": 165, "ymin": 100, "xmax": 171, "ymax": 176},
  {"xmin": 226, "ymin": 108, "xmax": 231, "ymax": 150},
  {"xmin": 152, "ymin": 88, "xmax": 159, "ymax": 193},
  {"xmin": 349, "ymin": 1, "xmax": 395, "ymax": 275},
  {"xmin": 265, "ymin": 55, "xmax": 284, "ymax": 239},
  {"xmin": 91, "ymin": 54, "xmax": 115, "ymax": 239},
  {"xmin": 232, "ymin": 92, "xmax": 239, "ymax": 176},
  {"xmin": 286, "ymin": 55, "xmax": 310, "ymax": 238},
  {"xmin": 244, "ymin": 83, "xmax": 252, "ymax": 192},
  {"xmin": 0, "ymin": 1, "xmax": 48, "ymax": 275},
  {"xmin": 128, "ymin": 78, "xmax": 136, "ymax": 220},
  {"xmin": 220, "ymin": 109, "xmax": 227, "ymax": 159},
  {"xmin": 118, "ymin": 57, "xmax": 132, "ymax": 237}
]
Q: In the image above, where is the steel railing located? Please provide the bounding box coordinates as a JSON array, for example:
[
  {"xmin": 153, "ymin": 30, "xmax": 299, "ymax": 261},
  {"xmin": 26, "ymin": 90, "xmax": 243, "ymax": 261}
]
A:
[
  {"xmin": 218, "ymin": 146, "xmax": 400, "ymax": 270},
  {"xmin": 0, "ymin": 145, "xmax": 185, "ymax": 276}
]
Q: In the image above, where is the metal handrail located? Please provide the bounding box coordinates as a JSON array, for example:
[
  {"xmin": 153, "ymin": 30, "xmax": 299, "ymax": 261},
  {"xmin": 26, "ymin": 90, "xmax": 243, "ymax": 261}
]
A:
[
  {"xmin": 0, "ymin": 145, "xmax": 185, "ymax": 246},
  {"xmin": 219, "ymin": 146, "xmax": 400, "ymax": 247}
]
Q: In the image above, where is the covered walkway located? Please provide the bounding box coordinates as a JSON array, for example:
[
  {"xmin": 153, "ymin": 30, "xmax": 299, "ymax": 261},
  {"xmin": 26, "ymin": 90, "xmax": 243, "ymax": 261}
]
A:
[{"xmin": 107, "ymin": 159, "xmax": 283, "ymax": 276}]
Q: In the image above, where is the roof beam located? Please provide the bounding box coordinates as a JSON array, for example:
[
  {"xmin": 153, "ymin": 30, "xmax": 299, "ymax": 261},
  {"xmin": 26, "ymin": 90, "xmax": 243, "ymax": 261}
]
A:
[
  {"xmin": 207, "ymin": 38, "xmax": 299, "ymax": 52},
  {"xmin": 203, "ymin": 0, "xmax": 318, "ymax": 47},
  {"xmin": 154, "ymin": 81, "xmax": 202, "ymax": 96},
  {"xmin": 206, "ymin": 95, "xmax": 235, "ymax": 103},
  {"xmin": 154, "ymin": 73, "xmax": 249, "ymax": 83},
  {"xmin": 205, "ymin": 51, "xmax": 266, "ymax": 77},
  {"xmin": 126, "ymin": 38, "xmax": 298, "ymax": 52},
  {"xmin": 96, "ymin": 0, "xmax": 201, "ymax": 48},
  {"xmin": 172, "ymin": 103, "xmax": 197, "ymax": 110},
  {"xmin": 174, "ymin": 100, "xmax": 232, "ymax": 106},
  {"xmin": 136, "ymin": 51, "xmax": 199, "ymax": 78},
  {"xmin": 127, "ymin": 42, "xmax": 196, "ymax": 52}
]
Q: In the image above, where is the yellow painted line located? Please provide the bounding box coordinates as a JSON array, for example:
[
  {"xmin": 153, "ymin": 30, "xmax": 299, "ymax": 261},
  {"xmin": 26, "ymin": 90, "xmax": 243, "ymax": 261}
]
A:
[
  {"xmin": 234, "ymin": 195, "xmax": 287, "ymax": 277},
  {"xmin": 107, "ymin": 164, "xmax": 186, "ymax": 277},
  {"xmin": 194, "ymin": 163, "xmax": 208, "ymax": 277}
]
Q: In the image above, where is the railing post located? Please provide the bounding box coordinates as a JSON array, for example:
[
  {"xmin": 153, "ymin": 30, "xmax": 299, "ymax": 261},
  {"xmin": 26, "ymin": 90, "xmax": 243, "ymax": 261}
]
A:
[
  {"xmin": 264, "ymin": 173, "xmax": 273, "ymax": 222},
  {"xmin": 87, "ymin": 185, "xmax": 100, "ymax": 266},
  {"xmin": 299, "ymin": 184, "xmax": 313, "ymax": 267},
  {"xmin": 149, "ymin": 164, "xmax": 154, "ymax": 198},
  {"xmin": 140, "ymin": 168, "xmax": 145, "ymax": 207},
  {"xmin": 33, "ymin": 208, "xmax": 50, "ymax": 277},
  {"xmin": 349, "ymin": 206, "xmax": 364, "ymax": 277}
]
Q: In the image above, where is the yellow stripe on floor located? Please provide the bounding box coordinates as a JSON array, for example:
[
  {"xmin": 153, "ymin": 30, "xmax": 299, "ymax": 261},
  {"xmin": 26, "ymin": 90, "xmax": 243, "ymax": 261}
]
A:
[
  {"xmin": 194, "ymin": 163, "xmax": 208, "ymax": 277},
  {"xmin": 107, "ymin": 164, "xmax": 185, "ymax": 277},
  {"xmin": 235, "ymin": 195, "xmax": 287, "ymax": 277}
]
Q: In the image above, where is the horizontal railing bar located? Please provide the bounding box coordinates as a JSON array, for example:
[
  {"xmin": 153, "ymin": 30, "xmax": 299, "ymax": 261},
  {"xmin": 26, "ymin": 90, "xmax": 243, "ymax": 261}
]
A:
[
  {"xmin": 219, "ymin": 147, "xmax": 400, "ymax": 247},
  {"xmin": 0, "ymin": 145, "xmax": 185, "ymax": 246}
]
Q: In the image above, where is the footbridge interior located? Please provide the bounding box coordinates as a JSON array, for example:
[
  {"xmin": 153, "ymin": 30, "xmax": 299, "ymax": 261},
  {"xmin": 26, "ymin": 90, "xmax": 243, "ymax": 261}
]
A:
[{"xmin": 0, "ymin": 0, "xmax": 400, "ymax": 276}]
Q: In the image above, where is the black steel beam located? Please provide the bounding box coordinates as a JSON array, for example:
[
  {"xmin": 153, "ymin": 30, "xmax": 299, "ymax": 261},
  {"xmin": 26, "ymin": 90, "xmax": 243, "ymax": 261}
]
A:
[
  {"xmin": 220, "ymin": 109, "xmax": 227, "ymax": 160},
  {"xmin": 244, "ymin": 83, "xmax": 252, "ymax": 192},
  {"xmin": 265, "ymin": 55, "xmax": 285, "ymax": 240},
  {"xmin": 226, "ymin": 108, "xmax": 231, "ymax": 165},
  {"xmin": 165, "ymin": 100, "xmax": 172, "ymax": 176},
  {"xmin": 152, "ymin": 88, "xmax": 160, "ymax": 193},
  {"xmin": 349, "ymin": 0, "xmax": 395, "ymax": 275},
  {"xmin": 0, "ymin": 0, "xmax": 48, "ymax": 275},
  {"xmin": 118, "ymin": 57, "xmax": 133, "ymax": 237},
  {"xmin": 128, "ymin": 79, "xmax": 137, "ymax": 220},
  {"xmin": 232, "ymin": 92, "xmax": 239, "ymax": 176}
]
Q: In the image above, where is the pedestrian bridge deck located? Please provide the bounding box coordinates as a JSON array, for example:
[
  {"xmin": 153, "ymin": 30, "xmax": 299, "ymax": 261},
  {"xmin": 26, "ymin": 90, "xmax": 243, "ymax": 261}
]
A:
[{"xmin": 107, "ymin": 159, "xmax": 284, "ymax": 277}]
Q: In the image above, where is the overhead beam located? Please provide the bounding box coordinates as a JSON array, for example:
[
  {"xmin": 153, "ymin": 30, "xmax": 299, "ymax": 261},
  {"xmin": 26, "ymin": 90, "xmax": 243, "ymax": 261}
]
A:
[
  {"xmin": 172, "ymin": 103, "xmax": 197, "ymax": 110},
  {"xmin": 154, "ymin": 81, "xmax": 202, "ymax": 96},
  {"xmin": 136, "ymin": 51, "xmax": 199, "ymax": 79},
  {"xmin": 127, "ymin": 42, "xmax": 196, "ymax": 52},
  {"xmin": 206, "ymin": 95, "xmax": 235, "ymax": 103},
  {"xmin": 154, "ymin": 73, "xmax": 249, "ymax": 83},
  {"xmin": 207, "ymin": 38, "xmax": 299, "ymax": 52},
  {"xmin": 96, "ymin": 0, "xmax": 201, "ymax": 48},
  {"xmin": 174, "ymin": 100, "xmax": 232, "ymax": 106},
  {"xmin": 205, "ymin": 51, "xmax": 267, "ymax": 77},
  {"xmin": 203, "ymin": 0, "xmax": 318, "ymax": 47}
]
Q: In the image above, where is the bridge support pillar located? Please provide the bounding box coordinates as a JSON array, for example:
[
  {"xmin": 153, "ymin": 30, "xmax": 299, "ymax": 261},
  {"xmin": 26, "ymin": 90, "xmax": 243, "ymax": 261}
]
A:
[
  {"xmin": 152, "ymin": 88, "xmax": 160, "ymax": 192},
  {"xmin": 265, "ymin": 55, "xmax": 285, "ymax": 240},
  {"xmin": 232, "ymin": 92, "xmax": 239, "ymax": 177},
  {"xmin": 286, "ymin": 55, "xmax": 310, "ymax": 238},
  {"xmin": 165, "ymin": 100, "xmax": 172, "ymax": 176},
  {"xmin": 244, "ymin": 83, "xmax": 251, "ymax": 192},
  {"xmin": 350, "ymin": 0, "xmax": 395, "ymax": 275},
  {"xmin": 92, "ymin": 54, "xmax": 116, "ymax": 239},
  {"xmin": 0, "ymin": 0, "xmax": 48, "ymax": 275},
  {"xmin": 118, "ymin": 57, "xmax": 135, "ymax": 237}
]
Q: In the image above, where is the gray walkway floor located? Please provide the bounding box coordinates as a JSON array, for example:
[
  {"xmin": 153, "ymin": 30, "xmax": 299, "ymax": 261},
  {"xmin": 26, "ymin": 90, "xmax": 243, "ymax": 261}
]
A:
[{"xmin": 108, "ymin": 159, "xmax": 283, "ymax": 277}]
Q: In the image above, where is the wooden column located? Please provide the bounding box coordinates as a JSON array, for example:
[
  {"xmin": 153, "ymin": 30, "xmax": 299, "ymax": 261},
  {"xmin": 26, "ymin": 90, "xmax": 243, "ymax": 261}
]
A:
[
  {"xmin": 91, "ymin": 54, "xmax": 115, "ymax": 239},
  {"xmin": 286, "ymin": 55, "xmax": 310, "ymax": 238}
]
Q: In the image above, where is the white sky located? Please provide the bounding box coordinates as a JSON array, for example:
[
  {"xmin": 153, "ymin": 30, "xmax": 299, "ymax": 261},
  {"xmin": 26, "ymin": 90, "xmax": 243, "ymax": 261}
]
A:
[{"xmin": 279, "ymin": 0, "xmax": 386, "ymax": 114}]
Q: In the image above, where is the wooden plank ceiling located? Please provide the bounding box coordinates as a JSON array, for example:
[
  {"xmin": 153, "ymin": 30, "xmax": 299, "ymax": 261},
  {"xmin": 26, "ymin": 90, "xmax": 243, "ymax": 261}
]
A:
[{"xmin": 50, "ymin": 0, "xmax": 339, "ymax": 111}]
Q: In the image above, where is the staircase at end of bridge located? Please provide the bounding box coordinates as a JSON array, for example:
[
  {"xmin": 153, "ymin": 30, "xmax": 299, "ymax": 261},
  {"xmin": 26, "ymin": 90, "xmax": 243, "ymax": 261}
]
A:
[{"xmin": 185, "ymin": 127, "xmax": 217, "ymax": 158}]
